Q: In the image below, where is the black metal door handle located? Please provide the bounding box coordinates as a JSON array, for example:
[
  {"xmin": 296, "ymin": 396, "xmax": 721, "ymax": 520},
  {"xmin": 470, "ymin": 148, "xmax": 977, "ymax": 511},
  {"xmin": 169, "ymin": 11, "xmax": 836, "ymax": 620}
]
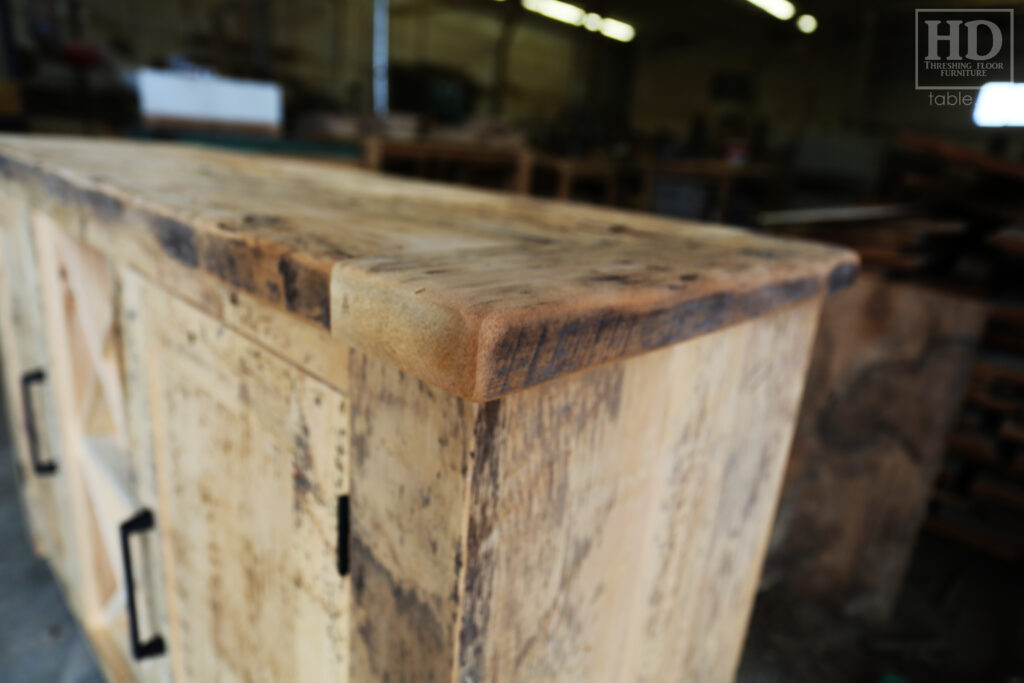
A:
[
  {"xmin": 20, "ymin": 369, "xmax": 57, "ymax": 475},
  {"xmin": 119, "ymin": 509, "xmax": 166, "ymax": 660}
]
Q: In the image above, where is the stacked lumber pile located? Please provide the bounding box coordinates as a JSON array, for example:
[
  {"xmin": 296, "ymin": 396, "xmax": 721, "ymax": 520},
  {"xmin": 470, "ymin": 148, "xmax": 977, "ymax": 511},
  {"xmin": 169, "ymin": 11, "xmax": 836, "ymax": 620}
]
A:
[
  {"xmin": 761, "ymin": 205, "xmax": 971, "ymax": 277},
  {"xmin": 764, "ymin": 133, "xmax": 1024, "ymax": 565},
  {"xmin": 898, "ymin": 136, "xmax": 1024, "ymax": 562},
  {"xmin": 745, "ymin": 133, "xmax": 1024, "ymax": 683},
  {"xmin": 934, "ymin": 282, "xmax": 1024, "ymax": 561}
]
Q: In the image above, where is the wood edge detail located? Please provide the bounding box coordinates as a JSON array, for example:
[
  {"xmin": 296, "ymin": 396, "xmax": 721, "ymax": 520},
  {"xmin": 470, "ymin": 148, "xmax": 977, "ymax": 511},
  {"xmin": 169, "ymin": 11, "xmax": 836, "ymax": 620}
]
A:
[{"xmin": 0, "ymin": 145, "xmax": 859, "ymax": 403}]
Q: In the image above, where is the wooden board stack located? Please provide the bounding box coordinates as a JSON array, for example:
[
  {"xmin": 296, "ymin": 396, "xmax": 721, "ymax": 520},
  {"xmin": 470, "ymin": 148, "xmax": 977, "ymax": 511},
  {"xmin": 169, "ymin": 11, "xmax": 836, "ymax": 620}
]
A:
[
  {"xmin": 761, "ymin": 274, "xmax": 987, "ymax": 623},
  {"xmin": 935, "ymin": 296, "xmax": 1024, "ymax": 560},
  {"xmin": 0, "ymin": 135, "xmax": 854, "ymax": 682},
  {"xmin": 894, "ymin": 135, "xmax": 1024, "ymax": 563},
  {"xmin": 749, "ymin": 133, "xmax": 1024, "ymax": 679}
]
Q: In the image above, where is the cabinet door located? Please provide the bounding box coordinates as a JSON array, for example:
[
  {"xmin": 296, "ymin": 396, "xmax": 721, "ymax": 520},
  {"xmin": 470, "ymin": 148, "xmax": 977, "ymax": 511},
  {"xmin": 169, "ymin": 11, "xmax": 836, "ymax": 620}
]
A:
[
  {"xmin": 0, "ymin": 186, "xmax": 74, "ymax": 590},
  {"xmin": 120, "ymin": 269, "xmax": 350, "ymax": 683},
  {"xmin": 34, "ymin": 214, "xmax": 172, "ymax": 683}
]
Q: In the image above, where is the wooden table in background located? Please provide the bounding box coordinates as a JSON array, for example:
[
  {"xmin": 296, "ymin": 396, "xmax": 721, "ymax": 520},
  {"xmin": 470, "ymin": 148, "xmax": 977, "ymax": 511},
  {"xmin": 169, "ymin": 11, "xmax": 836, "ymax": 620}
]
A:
[
  {"xmin": 363, "ymin": 136, "xmax": 535, "ymax": 193},
  {"xmin": 532, "ymin": 154, "xmax": 620, "ymax": 204},
  {"xmin": 641, "ymin": 158, "xmax": 776, "ymax": 221}
]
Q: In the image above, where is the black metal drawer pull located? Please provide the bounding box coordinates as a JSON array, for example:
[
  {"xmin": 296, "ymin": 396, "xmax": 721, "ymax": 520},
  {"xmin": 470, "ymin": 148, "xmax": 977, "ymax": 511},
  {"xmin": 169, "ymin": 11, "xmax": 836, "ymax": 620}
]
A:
[
  {"xmin": 20, "ymin": 369, "xmax": 57, "ymax": 475},
  {"xmin": 338, "ymin": 495, "xmax": 349, "ymax": 576},
  {"xmin": 119, "ymin": 509, "xmax": 166, "ymax": 660}
]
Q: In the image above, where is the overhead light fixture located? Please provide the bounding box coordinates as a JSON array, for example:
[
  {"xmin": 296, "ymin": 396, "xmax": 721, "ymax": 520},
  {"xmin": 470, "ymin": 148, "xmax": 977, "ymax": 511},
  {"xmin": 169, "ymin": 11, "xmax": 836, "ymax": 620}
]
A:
[
  {"xmin": 743, "ymin": 0, "xmax": 795, "ymax": 21},
  {"xmin": 974, "ymin": 82, "xmax": 1024, "ymax": 127},
  {"xmin": 521, "ymin": 0, "xmax": 585, "ymax": 26},
  {"xmin": 520, "ymin": 0, "xmax": 635, "ymax": 42},
  {"xmin": 796, "ymin": 14, "xmax": 817, "ymax": 33},
  {"xmin": 600, "ymin": 17, "xmax": 636, "ymax": 42}
]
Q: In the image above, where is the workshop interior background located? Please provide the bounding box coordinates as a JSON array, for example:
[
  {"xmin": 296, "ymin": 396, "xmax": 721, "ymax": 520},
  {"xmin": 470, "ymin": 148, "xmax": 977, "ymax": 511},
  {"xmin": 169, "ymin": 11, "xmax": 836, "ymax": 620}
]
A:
[{"xmin": 0, "ymin": 0, "xmax": 1023, "ymax": 682}]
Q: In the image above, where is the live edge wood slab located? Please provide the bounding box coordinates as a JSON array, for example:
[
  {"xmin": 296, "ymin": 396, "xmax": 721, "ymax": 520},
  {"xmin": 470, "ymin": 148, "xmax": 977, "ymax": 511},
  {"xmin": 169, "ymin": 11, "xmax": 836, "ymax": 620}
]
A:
[{"xmin": 0, "ymin": 135, "xmax": 856, "ymax": 683}]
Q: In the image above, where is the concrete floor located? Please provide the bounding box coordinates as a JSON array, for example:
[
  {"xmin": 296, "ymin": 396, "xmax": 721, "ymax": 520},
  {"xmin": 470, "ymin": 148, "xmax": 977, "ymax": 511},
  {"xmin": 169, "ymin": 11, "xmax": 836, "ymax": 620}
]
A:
[{"xmin": 0, "ymin": 382, "xmax": 103, "ymax": 682}]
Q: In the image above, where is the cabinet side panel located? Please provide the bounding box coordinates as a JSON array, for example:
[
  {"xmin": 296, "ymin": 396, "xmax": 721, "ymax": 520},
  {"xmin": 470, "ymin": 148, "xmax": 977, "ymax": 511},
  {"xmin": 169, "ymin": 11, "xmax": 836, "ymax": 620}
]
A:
[
  {"xmin": 457, "ymin": 298, "xmax": 823, "ymax": 683},
  {"xmin": 347, "ymin": 350, "xmax": 478, "ymax": 683}
]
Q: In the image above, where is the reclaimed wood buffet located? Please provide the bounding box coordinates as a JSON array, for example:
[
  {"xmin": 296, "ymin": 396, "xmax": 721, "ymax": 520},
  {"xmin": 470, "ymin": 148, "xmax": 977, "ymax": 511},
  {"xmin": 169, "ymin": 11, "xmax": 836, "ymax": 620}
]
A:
[{"xmin": 0, "ymin": 135, "xmax": 856, "ymax": 682}]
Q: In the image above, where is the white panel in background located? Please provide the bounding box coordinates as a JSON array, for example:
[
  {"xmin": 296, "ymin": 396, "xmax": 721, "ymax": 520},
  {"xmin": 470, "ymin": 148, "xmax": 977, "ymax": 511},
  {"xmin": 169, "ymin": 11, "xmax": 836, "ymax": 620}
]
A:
[
  {"xmin": 974, "ymin": 82, "xmax": 1024, "ymax": 127},
  {"xmin": 135, "ymin": 67, "xmax": 283, "ymax": 130}
]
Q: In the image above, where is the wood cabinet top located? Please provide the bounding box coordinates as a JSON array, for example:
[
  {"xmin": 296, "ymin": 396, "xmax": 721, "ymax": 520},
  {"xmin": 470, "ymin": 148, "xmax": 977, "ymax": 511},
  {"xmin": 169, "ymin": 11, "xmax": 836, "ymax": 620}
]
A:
[{"xmin": 0, "ymin": 135, "xmax": 857, "ymax": 401}]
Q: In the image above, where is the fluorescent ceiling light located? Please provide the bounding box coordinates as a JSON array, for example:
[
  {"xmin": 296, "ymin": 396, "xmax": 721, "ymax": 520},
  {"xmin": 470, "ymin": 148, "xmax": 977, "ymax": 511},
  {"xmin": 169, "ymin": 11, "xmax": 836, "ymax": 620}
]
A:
[
  {"xmin": 521, "ymin": 0, "xmax": 585, "ymax": 26},
  {"xmin": 520, "ymin": 0, "xmax": 635, "ymax": 42},
  {"xmin": 600, "ymin": 17, "xmax": 635, "ymax": 42},
  {"xmin": 796, "ymin": 14, "xmax": 817, "ymax": 34},
  {"xmin": 974, "ymin": 82, "xmax": 1024, "ymax": 127},
  {"xmin": 744, "ymin": 0, "xmax": 795, "ymax": 21}
]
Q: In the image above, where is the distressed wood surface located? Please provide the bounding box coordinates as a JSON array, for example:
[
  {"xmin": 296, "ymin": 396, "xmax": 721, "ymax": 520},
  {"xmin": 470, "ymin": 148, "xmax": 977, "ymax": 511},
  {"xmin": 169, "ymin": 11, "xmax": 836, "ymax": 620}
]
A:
[
  {"xmin": 761, "ymin": 275, "xmax": 988, "ymax": 623},
  {"xmin": 121, "ymin": 271, "xmax": 350, "ymax": 683},
  {"xmin": 0, "ymin": 137, "xmax": 851, "ymax": 683},
  {"xmin": 456, "ymin": 296, "xmax": 823, "ymax": 683},
  {"xmin": 33, "ymin": 218, "xmax": 172, "ymax": 683},
  {"xmin": 0, "ymin": 183, "xmax": 74, "ymax": 591},
  {"xmin": 339, "ymin": 297, "xmax": 823, "ymax": 683},
  {"xmin": 0, "ymin": 135, "xmax": 855, "ymax": 400},
  {"xmin": 347, "ymin": 350, "xmax": 477, "ymax": 683}
]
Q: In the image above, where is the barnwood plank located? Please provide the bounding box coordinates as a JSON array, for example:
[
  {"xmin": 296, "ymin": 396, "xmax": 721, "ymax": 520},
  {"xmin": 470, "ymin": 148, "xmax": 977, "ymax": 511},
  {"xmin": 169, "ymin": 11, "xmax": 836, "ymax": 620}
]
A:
[
  {"xmin": 456, "ymin": 296, "xmax": 823, "ymax": 683},
  {"xmin": 344, "ymin": 298, "xmax": 822, "ymax": 683},
  {"xmin": 0, "ymin": 135, "xmax": 855, "ymax": 400},
  {"xmin": 347, "ymin": 350, "xmax": 478, "ymax": 683}
]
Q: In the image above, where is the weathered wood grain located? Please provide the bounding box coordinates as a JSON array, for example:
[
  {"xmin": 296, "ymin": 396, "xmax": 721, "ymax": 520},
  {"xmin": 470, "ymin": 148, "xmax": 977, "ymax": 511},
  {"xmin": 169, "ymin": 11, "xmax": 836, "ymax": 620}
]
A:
[
  {"xmin": 0, "ymin": 184, "xmax": 74, "ymax": 591},
  {"xmin": 761, "ymin": 275, "xmax": 988, "ymax": 623},
  {"xmin": 347, "ymin": 350, "xmax": 478, "ymax": 683},
  {"xmin": 0, "ymin": 137, "xmax": 851, "ymax": 683},
  {"xmin": 456, "ymin": 296, "xmax": 823, "ymax": 683},
  {"xmin": 121, "ymin": 271, "xmax": 351, "ymax": 683},
  {"xmin": 338, "ymin": 298, "xmax": 823, "ymax": 683},
  {"xmin": 0, "ymin": 135, "xmax": 855, "ymax": 400},
  {"xmin": 33, "ymin": 217, "xmax": 173, "ymax": 683}
]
